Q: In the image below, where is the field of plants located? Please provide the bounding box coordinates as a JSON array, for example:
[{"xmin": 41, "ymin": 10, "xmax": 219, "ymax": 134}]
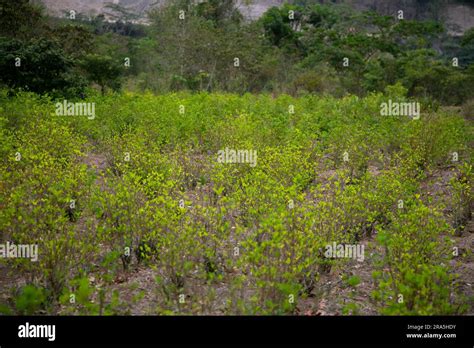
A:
[{"xmin": 0, "ymin": 85, "xmax": 472, "ymax": 315}]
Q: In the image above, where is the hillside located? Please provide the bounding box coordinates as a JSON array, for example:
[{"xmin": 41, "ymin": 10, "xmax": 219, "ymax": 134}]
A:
[{"xmin": 37, "ymin": 0, "xmax": 474, "ymax": 33}]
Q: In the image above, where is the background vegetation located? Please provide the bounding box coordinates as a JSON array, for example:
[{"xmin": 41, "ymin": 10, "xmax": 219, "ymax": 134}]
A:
[{"xmin": 1, "ymin": 0, "xmax": 474, "ymax": 104}]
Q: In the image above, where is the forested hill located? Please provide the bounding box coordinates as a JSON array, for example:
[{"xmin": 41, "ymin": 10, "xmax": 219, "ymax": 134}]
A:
[
  {"xmin": 4, "ymin": 0, "xmax": 474, "ymax": 100},
  {"xmin": 38, "ymin": 0, "xmax": 474, "ymax": 33}
]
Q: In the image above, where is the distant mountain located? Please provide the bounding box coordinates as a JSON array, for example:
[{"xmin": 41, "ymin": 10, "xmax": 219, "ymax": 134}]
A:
[
  {"xmin": 37, "ymin": 0, "xmax": 160, "ymax": 20},
  {"xmin": 37, "ymin": 0, "xmax": 474, "ymax": 33}
]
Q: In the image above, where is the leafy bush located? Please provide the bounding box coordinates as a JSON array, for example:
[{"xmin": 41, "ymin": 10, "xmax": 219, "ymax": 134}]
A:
[{"xmin": 373, "ymin": 200, "xmax": 460, "ymax": 315}]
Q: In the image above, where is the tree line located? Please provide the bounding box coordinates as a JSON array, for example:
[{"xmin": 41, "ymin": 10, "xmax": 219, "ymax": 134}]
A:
[{"xmin": 0, "ymin": 0, "xmax": 473, "ymax": 105}]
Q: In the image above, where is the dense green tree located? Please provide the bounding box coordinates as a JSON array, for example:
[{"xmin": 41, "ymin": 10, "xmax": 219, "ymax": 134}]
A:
[
  {"xmin": 80, "ymin": 54, "xmax": 123, "ymax": 94},
  {"xmin": 50, "ymin": 24, "xmax": 95, "ymax": 59},
  {"xmin": 397, "ymin": 49, "xmax": 472, "ymax": 104},
  {"xmin": 0, "ymin": 0, "xmax": 46, "ymax": 39},
  {"xmin": 0, "ymin": 37, "xmax": 85, "ymax": 97},
  {"xmin": 260, "ymin": 6, "xmax": 299, "ymax": 48}
]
